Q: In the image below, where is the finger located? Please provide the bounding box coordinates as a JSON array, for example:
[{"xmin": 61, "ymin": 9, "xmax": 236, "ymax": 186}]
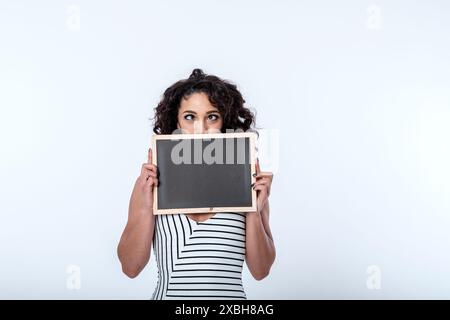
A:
[
  {"xmin": 253, "ymin": 171, "xmax": 273, "ymax": 180},
  {"xmin": 148, "ymin": 147, "xmax": 153, "ymax": 164},
  {"xmin": 252, "ymin": 183, "xmax": 267, "ymax": 189},
  {"xmin": 253, "ymin": 177, "xmax": 270, "ymax": 184},
  {"xmin": 140, "ymin": 168, "xmax": 149, "ymax": 180},
  {"xmin": 253, "ymin": 184, "xmax": 267, "ymax": 192},
  {"xmin": 144, "ymin": 176, "xmax": 154, "ymax": 186},
  {"xmin": 255, "ymin": 158, "xmax": 261, "ymax": 175},
  {"xmin": 141, "ymin": 164, "xmax": 157, "ymax": 179},
  {"xmin": 252, "ymin": 181, "xmax": 268, "ymax": 189},
  {"xmin": 146, "ymin": 176, "xmax": 158, "ymax": 187},
  {"xmin": 142, "ymin": 163, "xmax": 157, "ymax": 173},
  {"xmin": 253, "ymin": 175, "xmax": 273, "ymax": 184},
  {"xmin": 143, "ymin": 170, "xmax": 157, "ymax": 178},
  {"xmin": 140, "ymin": 166, "xmax": 157, "ymax": 183}
]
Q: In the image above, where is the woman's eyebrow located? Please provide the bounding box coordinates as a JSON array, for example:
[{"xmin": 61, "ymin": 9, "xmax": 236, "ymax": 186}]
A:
[{"xmin": 182, "ymin": 110, "xmax": 219, "ymax": 114}]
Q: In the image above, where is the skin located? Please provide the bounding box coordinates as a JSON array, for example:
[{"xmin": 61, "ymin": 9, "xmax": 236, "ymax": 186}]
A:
[{"xmin": 117, "ymin": 92, "xmax": 276, "ymax": 280}]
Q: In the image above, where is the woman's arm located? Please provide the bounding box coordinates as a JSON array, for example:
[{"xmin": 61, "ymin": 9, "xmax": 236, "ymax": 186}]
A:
[
  {"xmin": 117, "ymin": 149, "xmax": 158, "ymax": 278},
  {"xmin": 245, "ymin": 159, "xmax": 276, "ymax": 280},
  {"xmin": 245, "ymin": 200, "xmax": 276, "ymax": 280}
]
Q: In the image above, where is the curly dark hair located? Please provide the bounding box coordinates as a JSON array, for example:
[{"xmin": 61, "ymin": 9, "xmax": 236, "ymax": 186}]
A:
[{"xmin": 152, "ymin": 68, "xmax": 257, "ymax": 134}]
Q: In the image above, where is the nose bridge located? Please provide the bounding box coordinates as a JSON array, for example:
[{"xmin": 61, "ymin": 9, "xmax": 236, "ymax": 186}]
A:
[
  {"xmin": 193, "ymin": 118, "xmax": 206, "ymax": 133},
  {"xmin": 203, "ymin": 117, "xmax": 210, "ymax": 131}
]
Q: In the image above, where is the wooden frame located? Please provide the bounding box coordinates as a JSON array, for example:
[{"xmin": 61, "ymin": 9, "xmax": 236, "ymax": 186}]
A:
[{"xmin": 151, "ymin": 132, "xmax": 257, "ymax": 215}]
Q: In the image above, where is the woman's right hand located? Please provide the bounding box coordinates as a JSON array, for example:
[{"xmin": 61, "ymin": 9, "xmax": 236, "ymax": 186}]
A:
[{"xmin": 130, "ymin": 148, "xmax": 158, "ymax": 214}]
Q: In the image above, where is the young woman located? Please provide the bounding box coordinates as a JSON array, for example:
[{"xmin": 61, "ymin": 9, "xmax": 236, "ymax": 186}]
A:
[{"xmin": 117, "ymin": 69, "xmax": 275, "ymax": 299}]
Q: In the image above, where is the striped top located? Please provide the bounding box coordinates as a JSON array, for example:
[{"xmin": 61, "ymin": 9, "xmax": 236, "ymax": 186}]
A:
[{"xmin": 151, "ymin": 212, "xmax": 247, "ymax": 300}]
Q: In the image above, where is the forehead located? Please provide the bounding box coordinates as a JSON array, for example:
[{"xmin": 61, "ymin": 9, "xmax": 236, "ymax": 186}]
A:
[{"xmin": 179, "ymin": 92, "xmax": 218, "ymax": 112}]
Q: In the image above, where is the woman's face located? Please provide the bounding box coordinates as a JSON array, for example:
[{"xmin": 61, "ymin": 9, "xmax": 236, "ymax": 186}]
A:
[{"xmin": 177, "ymin": 92, "xmax": 223, "ymax": 134}]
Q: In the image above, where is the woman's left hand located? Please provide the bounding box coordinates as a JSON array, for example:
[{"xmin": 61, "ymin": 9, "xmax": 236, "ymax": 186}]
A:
[{"xmin": 252, "ymin": 158, "xmax": 273, "ymax": 213}]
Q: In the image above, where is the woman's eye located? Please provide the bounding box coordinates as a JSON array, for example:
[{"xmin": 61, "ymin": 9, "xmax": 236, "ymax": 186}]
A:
[
  {"xmin": 184, "ymin": 114, "xmax": 194, "ymax": 120},
  {"xmin": 208, "ymin": 114, "xmax": 219, "ymax": 121}
]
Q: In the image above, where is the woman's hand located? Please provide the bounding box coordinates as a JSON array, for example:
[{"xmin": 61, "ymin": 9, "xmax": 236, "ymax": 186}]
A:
[
  {"xmin": 130, "ymin": 148, "xmax": 159, "ymax": 214},
  {"xmin": 252, "ymin": 158, "xmax": 273, "ymax": 213}
]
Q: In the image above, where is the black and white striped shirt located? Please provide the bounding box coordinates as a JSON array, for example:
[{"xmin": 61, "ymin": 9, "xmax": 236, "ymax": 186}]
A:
[{"xmin": 151, "ymin": 212, "xmax": 247, "ymax": 300}]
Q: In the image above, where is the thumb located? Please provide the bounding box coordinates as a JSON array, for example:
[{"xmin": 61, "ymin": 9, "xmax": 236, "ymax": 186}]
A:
[
  {"xmin": 148, "ymin": 147, "xmax": 153, "ymax": 164},
  {"xmin": 255, "ymin": 157, "xmax": 260, "ymax": 174}
]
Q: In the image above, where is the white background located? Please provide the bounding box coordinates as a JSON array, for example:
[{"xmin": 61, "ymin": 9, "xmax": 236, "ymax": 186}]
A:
[{"xmin": 1, "ymin": 0, "xmax": 450, "ymax": 299}]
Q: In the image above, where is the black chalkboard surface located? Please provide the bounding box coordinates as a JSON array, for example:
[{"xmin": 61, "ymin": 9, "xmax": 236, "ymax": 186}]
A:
[{"xmin": 151, "ymin": 132, "xmax": 257, "ymax": 215}]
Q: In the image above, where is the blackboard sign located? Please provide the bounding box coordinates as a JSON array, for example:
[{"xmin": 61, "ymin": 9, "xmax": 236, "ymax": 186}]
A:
[{"xmin": 151, "ymin": 132, "xmax": 257, "ymax": 215}]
